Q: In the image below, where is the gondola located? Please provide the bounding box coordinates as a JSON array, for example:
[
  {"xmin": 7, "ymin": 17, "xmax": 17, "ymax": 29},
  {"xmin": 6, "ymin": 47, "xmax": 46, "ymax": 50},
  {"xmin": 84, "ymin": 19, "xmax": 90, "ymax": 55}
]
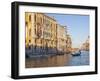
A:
[{"xmin": 71, "ymin": 50, "xmax": 81, "ymax": 56}]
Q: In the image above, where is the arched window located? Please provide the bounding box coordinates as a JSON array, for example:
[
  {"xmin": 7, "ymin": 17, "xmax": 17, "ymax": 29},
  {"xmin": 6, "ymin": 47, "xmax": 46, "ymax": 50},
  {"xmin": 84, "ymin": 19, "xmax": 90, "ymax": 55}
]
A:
[
  {"xmin": 37, "ymin": 23, "xmax": 42, "ymax": 38},
  {"xmin": 34, "ymin": 14, "xmax": 36, "ymax": 22},
  {"xmin": 25, "ymin": 21, "xmax": 28, "ymax": 26},
  {"xmin": 25, "ymin": 21, "xmax": 28, "ymax": 39},
  {"xmin": 29, "ymin": 15, "xmax": 31, "ymax": 22}
]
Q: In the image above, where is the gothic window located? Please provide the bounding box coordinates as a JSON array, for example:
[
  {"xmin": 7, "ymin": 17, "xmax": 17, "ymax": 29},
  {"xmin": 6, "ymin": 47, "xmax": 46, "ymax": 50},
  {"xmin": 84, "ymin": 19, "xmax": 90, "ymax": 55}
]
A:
[
  {"xmin": 29, "ymin": 39, "xmax": 31, "ymax": 43},
  {"xmin": 34, "ymin": 28, "xmax": 36, "ymax": 35},
  {"xmin": 34, "ymin": 14, "xmax": 36, "ymax": 22},
  {"xmin": 25, "ymin": 21, "xmax": 28, "ymax": 26},
  {"xmin": 37, "ymin": 23, "xmax": 42, "ymax": 38},
  {"xmin": 29, "ymin": 15, "xmax": 31, "ymax": 22},
  {"xmin": 40, "ymin": 17, "xmax": 42, "ymax": 23},
  {"xmin": 25, "ymin": 21, "xmax": 28, "ymax": 39}
]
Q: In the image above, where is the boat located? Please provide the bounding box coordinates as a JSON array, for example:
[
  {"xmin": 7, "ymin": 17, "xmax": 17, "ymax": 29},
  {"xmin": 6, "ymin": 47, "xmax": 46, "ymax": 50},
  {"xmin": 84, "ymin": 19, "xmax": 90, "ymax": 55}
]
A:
[{"xmin": 71, "ymin": 50, "xmax": 81, "ymax": 56}]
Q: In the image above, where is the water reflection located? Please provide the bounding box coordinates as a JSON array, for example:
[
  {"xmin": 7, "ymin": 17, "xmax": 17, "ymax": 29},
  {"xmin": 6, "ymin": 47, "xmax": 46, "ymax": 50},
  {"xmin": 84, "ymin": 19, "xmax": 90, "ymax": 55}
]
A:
[
  {"xmin": 26, "ymin": 54, "xmax": 70, "ymax": 68},
  {"xmin": 25, "ymin": 51, "xmax": 89, "ymax": 68}
]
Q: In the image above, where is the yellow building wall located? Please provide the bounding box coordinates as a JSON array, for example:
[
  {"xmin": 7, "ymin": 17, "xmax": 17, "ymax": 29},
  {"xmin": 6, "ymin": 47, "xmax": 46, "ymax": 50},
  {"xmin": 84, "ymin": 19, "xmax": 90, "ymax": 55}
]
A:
[{"xmin": 25, "ymin": 12, "xmax": 35, "ymax": 47}]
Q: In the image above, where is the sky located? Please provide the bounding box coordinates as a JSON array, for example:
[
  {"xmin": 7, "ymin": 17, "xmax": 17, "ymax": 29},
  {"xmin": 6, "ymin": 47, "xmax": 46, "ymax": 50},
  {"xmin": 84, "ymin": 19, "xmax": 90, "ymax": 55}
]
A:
[{"xmin": 46, "ymin": 13, "xmax": 89, "ymax": 48}]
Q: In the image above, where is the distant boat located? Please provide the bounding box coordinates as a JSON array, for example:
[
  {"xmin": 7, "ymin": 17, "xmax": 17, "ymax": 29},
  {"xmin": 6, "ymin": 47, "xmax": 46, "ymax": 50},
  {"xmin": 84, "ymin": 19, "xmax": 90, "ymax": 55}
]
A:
[{"xmin": 71, "ymin": 50, "xmax": 81, "ymax": 56}]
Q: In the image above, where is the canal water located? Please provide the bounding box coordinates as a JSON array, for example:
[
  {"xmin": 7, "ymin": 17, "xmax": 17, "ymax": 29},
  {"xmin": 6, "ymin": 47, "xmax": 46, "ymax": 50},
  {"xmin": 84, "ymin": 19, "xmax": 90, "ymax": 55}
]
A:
[
  {"xmin": 25, "ymin": 51, "xmax": 89, "ymax": 68},
  {"xmin": 67, "ymin": 51, "xmax": 89, "ymax": 66}
]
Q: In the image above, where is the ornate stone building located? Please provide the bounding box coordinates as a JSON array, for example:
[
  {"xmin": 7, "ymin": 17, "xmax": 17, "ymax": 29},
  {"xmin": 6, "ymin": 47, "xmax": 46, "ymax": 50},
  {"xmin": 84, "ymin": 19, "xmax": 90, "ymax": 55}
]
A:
[
  {"xmin": 66, "ymin": 34, "xmax": 72, "ymax": 53},
  {"xmin": 25, "ymin": 12, "xmax": 72, "ymax": 57},
  {"xmin": 25, "ymin": 12, "xmax": 57, "ymax": 57},
  {"xmin": 43, "ymin": 13, "xmax": 57, "ymax": 54},
  {"xmin": 57, "ymin": 24, "xmax": 67, "ymax": 54},
  {"xmin": 81, "ymin": 36, "xmax": 89, "ymax": 51},
  {"xmin": 25, "ymin": 13, "xmax": 35, "ymax": 57}
]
